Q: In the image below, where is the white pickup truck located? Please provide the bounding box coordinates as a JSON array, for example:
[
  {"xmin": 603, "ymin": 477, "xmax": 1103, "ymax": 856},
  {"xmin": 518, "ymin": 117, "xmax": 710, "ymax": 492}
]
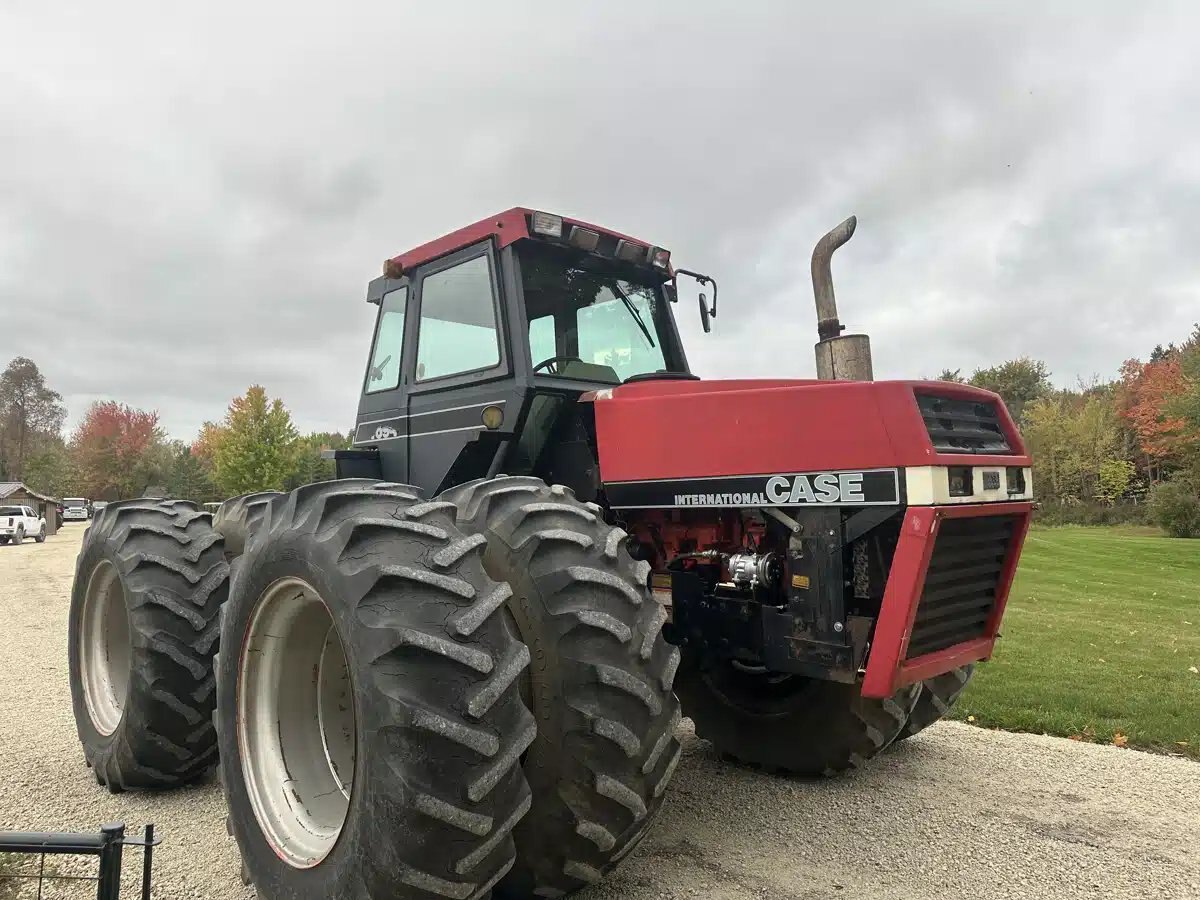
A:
[{"xmin": 0, "ymin": 505, "xmax": 47, "ymax": 544}]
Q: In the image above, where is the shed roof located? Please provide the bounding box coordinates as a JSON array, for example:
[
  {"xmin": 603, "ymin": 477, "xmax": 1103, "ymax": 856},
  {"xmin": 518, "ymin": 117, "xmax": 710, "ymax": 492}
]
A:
[{"xmin": 0, "ymin": 482, "xmax": 58, "ymax": 503}]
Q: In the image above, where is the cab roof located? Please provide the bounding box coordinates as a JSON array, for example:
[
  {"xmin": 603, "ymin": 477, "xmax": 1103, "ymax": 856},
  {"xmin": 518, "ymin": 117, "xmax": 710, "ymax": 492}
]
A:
[{"xmin": 381, "ymin": 207, "xmax": 660, "ymax": 278}]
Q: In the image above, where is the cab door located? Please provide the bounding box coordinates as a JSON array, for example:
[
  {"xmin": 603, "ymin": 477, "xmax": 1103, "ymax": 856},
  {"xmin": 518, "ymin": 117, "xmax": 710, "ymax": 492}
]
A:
[{"xmin": 404, "ymin": 240, "xmax": 516, "ymax": 495}]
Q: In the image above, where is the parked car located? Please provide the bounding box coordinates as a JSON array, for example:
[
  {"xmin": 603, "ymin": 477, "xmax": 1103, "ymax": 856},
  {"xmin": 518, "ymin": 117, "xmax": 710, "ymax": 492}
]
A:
[
  {"xmin": 61, "ymin": 498, "xmax": 90, "ymax": 522},
  {"xmin": 0, "ymin": 505, "xmax": 47, "ymax": 544}
]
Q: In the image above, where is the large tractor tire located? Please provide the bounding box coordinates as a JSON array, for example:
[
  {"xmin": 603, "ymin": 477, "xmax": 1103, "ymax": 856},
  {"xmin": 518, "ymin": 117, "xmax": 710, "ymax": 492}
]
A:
[
  {"xmin": 68, "ymin": 499, "xmax": 228, "ymax": 791},
  {"xmin": 674, "ymin": 652, "xmax": 920, "ymax": 776},
  {"xmin": 216, "ymin": 480, "xmax": 535, "ymax": 900},
  {"xmin": 442, "ymin": 476, "xmax": 682, "ymax": 898},
  {"xmin": 894, "ymin": 664, "xmax": 975, "ymax": 742},
  {"xmin": 212, "ymin": 490, "xmax": 284, "ymax": 557}
]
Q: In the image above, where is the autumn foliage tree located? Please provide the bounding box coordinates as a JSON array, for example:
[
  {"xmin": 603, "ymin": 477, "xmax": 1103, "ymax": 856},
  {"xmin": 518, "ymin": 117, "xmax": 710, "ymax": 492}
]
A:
[
  {"xmin": 71, "ymin": 402, "xmax": 168, "ymax": 499},
  {"xmin": 191, "ymin": 420, "xmax": 227, "ymax": 464},
  {"xmin": 1117, "ymin": 357, "xmax": 1189, "ymax": 478},
  {"xmin": 211, "ymin": 386, "xmax": 300, "ymax": 495}
]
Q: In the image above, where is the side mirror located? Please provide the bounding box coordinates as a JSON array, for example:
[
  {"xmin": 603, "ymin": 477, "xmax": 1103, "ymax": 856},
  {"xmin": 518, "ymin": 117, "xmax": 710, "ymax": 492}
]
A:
[{"xmin": 675, "ymin": 269, "xmax": 717, "ymax": 333}]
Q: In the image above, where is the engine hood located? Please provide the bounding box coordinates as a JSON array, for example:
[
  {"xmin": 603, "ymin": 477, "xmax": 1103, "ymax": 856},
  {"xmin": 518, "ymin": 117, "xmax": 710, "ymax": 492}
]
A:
[{"xmin": 585, "ymin": 378, "xmax": 1028, "ymax": 485}]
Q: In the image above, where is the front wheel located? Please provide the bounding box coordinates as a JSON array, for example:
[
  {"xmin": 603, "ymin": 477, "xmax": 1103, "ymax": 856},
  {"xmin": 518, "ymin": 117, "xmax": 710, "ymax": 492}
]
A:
[
  {"xmin": 674, "ymin": 652, "xmax": 919, "ymax": 775},
  {"xmin": 894, "ymin": 665, "xmax": 975, "ymax": 742},
  {"xmin": 217, "ymin": 480, "xmax": 535, "ymax": 899},
  {"xmin": 35, "ymin": 526, "xmax": 46, "ymax": 543}
]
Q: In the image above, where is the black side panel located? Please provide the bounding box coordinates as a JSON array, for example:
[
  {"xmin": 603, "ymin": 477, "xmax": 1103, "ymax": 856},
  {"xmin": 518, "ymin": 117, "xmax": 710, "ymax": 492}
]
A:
[
  {"xmin": 538, "ymin": 413, "xmax": 601, "ymax": 503},
  {"xmin": 323, "ymin": 448, "xmax": 383, "ymax": 481},
  {"xmin": 406, "ymin": 387, "xmax": 527, "ymax": 495}
]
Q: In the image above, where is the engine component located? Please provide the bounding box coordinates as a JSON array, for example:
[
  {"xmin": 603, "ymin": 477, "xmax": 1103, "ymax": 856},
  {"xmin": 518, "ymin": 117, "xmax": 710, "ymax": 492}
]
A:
[{"xmin": 728, "ymin": 551, "xmax": 778, "ymax": 588}]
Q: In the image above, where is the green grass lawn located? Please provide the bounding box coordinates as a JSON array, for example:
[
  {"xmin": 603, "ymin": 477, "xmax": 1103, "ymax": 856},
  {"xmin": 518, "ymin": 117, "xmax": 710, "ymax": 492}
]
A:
[{"xmin": 949, "ymin": 525, "xmax": 1200, "ymax": 758}]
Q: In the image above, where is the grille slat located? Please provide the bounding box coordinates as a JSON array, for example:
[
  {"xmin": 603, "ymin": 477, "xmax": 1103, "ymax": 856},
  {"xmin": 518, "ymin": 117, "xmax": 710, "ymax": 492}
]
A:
[
  {"xmin": 917, "ymin": 392, "xmax": 1012, "ymax": 454},
  {"xmin": 922, "ymin": 560, "xmax": 1004, "ymax": 587},
  {"xmin": 935, "ymin": 529, "xmax": 1013, "ymax": 548},
  {"xmin": 922, "ymin": 578, "xmax": 1002, "ymax": 605},
  {"xmin": 915, "ymin": 594, "xmax": 995, "ymax": 626},
  {"xmin": 905, "ymin": 515, "xmax": 1018, "ymax": 660}
]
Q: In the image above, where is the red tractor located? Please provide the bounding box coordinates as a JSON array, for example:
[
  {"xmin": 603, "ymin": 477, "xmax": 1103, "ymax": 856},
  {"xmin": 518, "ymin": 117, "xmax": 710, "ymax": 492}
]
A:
[{"xmin": 67, "ymin": 209, "xmax": 1032, "ymax": 899}]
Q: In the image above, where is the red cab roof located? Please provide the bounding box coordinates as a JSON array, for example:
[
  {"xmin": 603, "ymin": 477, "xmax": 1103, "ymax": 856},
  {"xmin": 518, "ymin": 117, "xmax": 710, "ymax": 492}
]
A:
[{"xmin": 382, "ymin": 207, "xmax": 658, "ymax": 276}]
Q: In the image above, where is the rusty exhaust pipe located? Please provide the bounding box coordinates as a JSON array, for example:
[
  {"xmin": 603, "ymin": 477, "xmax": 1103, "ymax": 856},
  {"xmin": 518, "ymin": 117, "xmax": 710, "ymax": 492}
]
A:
[
  {"xmin": 812, "ymin": 215, "xmax": 856, "ymax": 340},
  {"xmin": 811, "ymin": 215, "xmax": 873, "ymax": 381}
]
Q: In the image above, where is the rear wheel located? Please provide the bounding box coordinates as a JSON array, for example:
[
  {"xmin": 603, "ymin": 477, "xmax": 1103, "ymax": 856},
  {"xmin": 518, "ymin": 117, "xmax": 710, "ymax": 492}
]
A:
[
  {"xmin": 14, "ymin": 527, "xmax": 24, "ymax": 544},
  {"xmin": 675, "ymin": 652, "xmax": 919, "ymax": 775},
  {"xmin": 68, "ymin": 500, "xmax": 228, "ymax": 790},
  {"xmin": 217, "ymin": 480, "xmax": 535, "ymax": 899},
  {"xmin": 442, "ymin": 476, "xmax": 682, "ymax": 898},
  {"xmin": 894, "ymin": 665, "xmax": 975, "ymax": 742}
]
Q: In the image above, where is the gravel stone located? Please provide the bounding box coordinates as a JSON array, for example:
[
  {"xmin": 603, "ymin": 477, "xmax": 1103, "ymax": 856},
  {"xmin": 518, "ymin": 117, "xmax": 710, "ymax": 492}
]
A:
[{"xmin": 2, "ymin": 528, "xmax": 1198, "ymax": 899}]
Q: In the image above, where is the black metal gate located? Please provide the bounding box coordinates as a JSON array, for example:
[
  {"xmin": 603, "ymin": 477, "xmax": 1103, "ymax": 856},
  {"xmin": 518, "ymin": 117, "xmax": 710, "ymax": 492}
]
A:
[{"xmin": 0, "ymin": 823, "xmax": 156, "ymax": 899}]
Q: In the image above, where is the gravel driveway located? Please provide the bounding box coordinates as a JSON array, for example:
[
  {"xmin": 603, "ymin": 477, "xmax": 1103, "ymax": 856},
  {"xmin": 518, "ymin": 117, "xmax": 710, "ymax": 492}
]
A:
[{"xmin": 2, "ymin": 527, "xmax": 1197, "ymax": 899}]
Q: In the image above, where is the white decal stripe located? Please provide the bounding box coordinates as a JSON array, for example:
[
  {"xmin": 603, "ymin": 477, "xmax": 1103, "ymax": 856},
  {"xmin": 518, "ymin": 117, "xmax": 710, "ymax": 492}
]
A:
[{"xmin": 355, "ymin": 400, "xmax": 506, "ymax": 429}]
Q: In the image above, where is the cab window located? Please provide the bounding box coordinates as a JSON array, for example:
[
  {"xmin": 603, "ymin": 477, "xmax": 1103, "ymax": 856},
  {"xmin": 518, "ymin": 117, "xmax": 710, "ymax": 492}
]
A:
[
  {"xmin": 416, "ymin": 254, "xmax": 500, "ymax": 381},
  {"xmin": 366, "ymin": 286, "xmax": 407, "ymax": 393}
]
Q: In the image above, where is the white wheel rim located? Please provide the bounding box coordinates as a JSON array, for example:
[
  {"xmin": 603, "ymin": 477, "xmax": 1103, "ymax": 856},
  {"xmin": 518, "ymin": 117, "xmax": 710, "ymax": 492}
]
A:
[
  {"xmin": 238, "ymin": 577, "xmax": 355, "ymax": 868},
  {"xmin": 79, "ymin": 560, "xmax": 132, "ymax": 735}
]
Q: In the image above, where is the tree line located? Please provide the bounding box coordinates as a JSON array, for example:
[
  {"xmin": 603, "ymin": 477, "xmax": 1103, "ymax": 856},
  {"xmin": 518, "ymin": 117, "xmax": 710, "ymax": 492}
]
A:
[
  {"xmin": 0, "ymin": 357, "xmax": 347, "ymax": 503},
  {"xmin": 934, "ymin": 324, "xmax": 1200, "ymax": 535}
]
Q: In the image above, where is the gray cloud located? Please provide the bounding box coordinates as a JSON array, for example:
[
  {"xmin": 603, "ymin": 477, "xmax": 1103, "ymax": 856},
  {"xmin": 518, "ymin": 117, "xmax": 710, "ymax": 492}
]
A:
[{"xmin": 1, "ymin": 1, "xmax": 1196, "ymax": 438}]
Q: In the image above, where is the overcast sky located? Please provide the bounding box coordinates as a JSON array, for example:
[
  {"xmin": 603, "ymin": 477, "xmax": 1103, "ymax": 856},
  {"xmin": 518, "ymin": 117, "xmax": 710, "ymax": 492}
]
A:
[{"xmin": 2, "ymin": 2, "xmax": 1198, "ymax": 439}]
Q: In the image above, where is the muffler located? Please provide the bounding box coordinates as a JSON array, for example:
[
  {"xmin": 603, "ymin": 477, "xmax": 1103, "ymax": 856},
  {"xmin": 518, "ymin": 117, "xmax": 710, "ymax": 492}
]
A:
[{"xmin": 812, "ymin": 215, "xmax": 873, "ymax": 381}]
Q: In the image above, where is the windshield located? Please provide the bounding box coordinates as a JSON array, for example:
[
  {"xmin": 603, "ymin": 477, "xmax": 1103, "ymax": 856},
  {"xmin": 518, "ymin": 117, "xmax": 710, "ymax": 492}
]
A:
[
  {"xmin": 519, "ymin": 244, "xmax": 675, "ymax": 383},
  {"xmin": 64, "ymin": 499, "xmax": 86, "ymax": 507},
  {"xmin": 0, "ymin": 507, "xmax": 23, "ymax": 516}
]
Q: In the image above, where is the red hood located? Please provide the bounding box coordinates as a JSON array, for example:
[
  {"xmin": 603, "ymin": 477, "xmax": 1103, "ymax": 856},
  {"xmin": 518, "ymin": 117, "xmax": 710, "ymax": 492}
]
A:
[{"xmin": 585, "ymin": 379, "xmax": 1029, "ymax": 483}]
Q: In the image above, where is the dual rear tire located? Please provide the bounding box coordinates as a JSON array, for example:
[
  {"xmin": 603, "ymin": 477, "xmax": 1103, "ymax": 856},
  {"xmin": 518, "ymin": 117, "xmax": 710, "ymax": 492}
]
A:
[{"xmin": 68, "ymin": 479, "xmax": 676, "ymax": 899}]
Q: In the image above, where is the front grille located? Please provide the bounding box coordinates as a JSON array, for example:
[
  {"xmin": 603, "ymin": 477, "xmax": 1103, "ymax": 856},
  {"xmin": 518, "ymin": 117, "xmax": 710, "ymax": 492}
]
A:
[
  {"xmin": 905, "ymin": 515, "xmax": 1017, "ymax": 659},
  {"xmin": 917, "ymin": 392, "xmax": 1011, "ymax": 454}
]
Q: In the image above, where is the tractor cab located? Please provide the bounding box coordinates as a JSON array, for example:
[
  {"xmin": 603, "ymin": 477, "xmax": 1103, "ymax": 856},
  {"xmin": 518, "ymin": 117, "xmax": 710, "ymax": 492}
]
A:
[{"xmin": 350, "ymin": 208, "xmax": 703, "ymax": 496}]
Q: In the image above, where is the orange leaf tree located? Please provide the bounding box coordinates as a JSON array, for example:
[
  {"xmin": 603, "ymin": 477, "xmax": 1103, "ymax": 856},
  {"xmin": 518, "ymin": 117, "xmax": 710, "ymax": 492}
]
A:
[
  {"xmin": 1118, "ymin": 357, "xmax": 1189, "ymax": 476},
  {"xmin": 71, "ymin": 401, "xmax": 168, "ymax": 499}
]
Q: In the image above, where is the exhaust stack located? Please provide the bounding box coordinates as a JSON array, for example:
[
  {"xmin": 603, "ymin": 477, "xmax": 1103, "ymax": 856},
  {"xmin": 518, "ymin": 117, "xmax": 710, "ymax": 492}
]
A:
[{"xmin": 811, "ymin": 215, "xmax": 873, "ymax": 381}]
